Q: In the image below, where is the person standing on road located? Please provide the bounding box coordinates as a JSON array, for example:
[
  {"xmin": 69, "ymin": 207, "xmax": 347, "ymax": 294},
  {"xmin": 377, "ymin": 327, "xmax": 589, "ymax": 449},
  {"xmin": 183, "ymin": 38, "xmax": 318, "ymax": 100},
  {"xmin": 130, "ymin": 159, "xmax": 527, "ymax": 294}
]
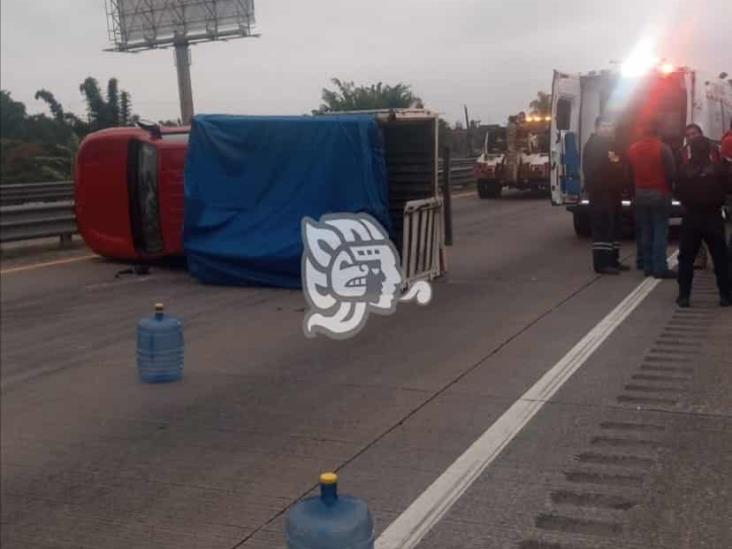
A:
[
  {"xmin": 582, "ymin": 117, "xmax": 628, "ymax": 274},
  {"xmin": 627, "ymin": 119, "xmax": 676, "ymax": 279},
  {"xmin": 675, "ymin": 125, "xmax": 731, "ymax": 307},
  {"xmin": 681, "ymin": 124, "xmax": 712, "ymax": 270},
  {"xmin": 719, "ymin": 121, "xmax": 732, "ymax": 285}
]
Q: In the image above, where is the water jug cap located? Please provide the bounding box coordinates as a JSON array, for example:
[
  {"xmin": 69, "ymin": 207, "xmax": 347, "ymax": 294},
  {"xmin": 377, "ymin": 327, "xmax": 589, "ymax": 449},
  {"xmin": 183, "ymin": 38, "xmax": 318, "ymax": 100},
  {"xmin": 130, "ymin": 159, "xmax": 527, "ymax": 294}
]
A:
[
  {"xmin": 320, "ymin": 472, "xmax": 338, "ymax": 485},
  {"xmin": 155, "ymin": 303, "xmax": 164, "ymax": 312}
]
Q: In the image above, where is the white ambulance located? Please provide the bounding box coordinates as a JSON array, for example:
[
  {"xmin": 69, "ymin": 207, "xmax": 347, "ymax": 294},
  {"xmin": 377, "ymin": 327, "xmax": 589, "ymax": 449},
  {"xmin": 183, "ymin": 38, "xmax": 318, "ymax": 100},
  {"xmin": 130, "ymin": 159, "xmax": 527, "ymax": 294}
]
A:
[{"xmin": 549, "ymin": 64, "xmax": 731, "ymax": 236}]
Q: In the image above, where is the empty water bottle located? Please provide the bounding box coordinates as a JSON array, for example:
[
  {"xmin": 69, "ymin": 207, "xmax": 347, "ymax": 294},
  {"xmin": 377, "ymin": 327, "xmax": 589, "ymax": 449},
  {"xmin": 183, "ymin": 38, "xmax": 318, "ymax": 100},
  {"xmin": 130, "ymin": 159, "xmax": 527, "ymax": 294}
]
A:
[
  {"xmin": 286, "ymin": 472, "xmax": 374, "ymax": 549},
  {"xmin": 137, "ymin": 303, "xmax": 183, "ymax": 383}
]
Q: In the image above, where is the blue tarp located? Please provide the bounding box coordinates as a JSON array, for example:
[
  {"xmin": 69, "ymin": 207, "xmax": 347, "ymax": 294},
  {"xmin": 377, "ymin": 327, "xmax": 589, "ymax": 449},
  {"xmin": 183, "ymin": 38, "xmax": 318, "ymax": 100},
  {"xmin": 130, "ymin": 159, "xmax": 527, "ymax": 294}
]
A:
[{"xmin": 183, "ymin": 114, "xmax": 391, "ymax": 288}]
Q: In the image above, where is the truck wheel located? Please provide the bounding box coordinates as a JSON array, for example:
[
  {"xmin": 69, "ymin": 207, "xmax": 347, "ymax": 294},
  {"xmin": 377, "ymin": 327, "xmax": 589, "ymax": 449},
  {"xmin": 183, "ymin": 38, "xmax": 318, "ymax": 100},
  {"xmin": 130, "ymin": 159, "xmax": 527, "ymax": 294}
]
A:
[
  {"xmin": 478, "ymin": 180, "xmax": 501, "ymax": 199},
  {"xmin": 573, "ymin": 211, "xmax": 591, "ymax": 238}
]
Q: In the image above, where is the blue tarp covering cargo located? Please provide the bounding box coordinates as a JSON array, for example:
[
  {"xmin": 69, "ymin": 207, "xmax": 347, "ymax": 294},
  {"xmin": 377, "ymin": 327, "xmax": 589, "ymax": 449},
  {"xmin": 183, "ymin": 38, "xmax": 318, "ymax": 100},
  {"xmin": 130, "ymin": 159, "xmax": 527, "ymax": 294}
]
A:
[{"xmin": 184, "ymin": 114, "xmax": 391, "ymax": 288}]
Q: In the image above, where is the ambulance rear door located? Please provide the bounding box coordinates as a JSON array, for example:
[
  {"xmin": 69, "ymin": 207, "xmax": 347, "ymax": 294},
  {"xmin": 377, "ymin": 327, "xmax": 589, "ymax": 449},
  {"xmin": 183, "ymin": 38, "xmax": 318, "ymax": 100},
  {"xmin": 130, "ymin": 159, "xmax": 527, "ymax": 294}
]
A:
[{"xmin": 550, "ymin": 71, "xmax": 582, "ymax": 205}]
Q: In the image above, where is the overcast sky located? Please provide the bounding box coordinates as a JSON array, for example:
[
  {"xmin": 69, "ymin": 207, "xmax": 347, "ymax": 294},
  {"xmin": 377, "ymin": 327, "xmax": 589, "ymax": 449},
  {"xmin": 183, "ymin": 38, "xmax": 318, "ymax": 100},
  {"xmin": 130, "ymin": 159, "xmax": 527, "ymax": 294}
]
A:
[{"xmin": 1, "ymin": 0, "xmax": 730, "ymax": 126}]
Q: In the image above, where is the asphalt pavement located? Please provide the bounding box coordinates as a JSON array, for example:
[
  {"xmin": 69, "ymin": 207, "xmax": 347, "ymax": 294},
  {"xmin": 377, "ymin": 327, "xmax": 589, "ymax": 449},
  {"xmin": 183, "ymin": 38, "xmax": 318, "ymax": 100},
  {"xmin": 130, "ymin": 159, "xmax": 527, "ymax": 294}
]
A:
[{"xmin": 1, "ymin": 191, "xmax": 730, "ymax": 549}]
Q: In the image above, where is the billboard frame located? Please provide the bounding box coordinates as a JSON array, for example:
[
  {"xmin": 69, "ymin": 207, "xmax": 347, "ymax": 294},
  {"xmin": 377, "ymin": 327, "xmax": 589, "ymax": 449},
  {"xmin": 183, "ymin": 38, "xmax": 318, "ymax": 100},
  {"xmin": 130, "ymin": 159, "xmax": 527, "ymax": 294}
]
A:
[{"xmin": 104, "ymin": 0, "xmax": 258, "ymax": 124}]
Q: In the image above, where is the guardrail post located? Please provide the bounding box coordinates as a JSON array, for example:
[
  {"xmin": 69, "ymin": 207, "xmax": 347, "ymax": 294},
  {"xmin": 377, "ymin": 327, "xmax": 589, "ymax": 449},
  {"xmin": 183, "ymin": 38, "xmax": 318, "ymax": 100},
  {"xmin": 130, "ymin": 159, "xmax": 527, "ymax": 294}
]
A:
[{"xmin": 441, "ymin": 146, "xmax": 453, "ymax": 246}]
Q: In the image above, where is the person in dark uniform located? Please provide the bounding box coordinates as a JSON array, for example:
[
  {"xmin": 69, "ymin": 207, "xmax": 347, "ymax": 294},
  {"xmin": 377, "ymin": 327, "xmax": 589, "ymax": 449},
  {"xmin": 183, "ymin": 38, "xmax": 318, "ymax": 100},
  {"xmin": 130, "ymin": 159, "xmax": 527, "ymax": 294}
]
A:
[
  {"xmin": 583, "ymin": 117, "xmax": 627, "ymax": 274},
  {"xmin": 722, "ymin": 121, "xmax": 732, "ymax": 285},
  {"xmin": 675, "ymin": 126, "xmax": 731, "ymax": 307},
  {"xmin": 681, "ymin": 124, "xmax": 710, "ymax": 270}
]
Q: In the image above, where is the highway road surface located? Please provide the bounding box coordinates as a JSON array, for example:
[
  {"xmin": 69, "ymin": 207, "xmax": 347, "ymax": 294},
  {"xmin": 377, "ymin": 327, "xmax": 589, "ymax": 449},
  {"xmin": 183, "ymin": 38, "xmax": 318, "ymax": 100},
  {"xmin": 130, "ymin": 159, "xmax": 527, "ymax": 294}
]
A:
[{"xmin": 2, "ymin": 191, "xmax": 730, "ymax": 549}]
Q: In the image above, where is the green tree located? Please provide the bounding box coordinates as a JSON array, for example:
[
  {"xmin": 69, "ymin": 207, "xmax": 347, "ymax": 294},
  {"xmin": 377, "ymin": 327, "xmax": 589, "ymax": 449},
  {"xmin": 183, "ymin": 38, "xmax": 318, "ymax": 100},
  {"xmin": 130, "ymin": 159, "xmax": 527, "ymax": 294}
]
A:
[
  {"xmin": 79, "ymin": 77, "xmax": 106, "ymax": 129},
  {"xmin": 106, "ymin": 78, "xmax": 120, "ymax": 127},
  {"xmin": 34, "ymin": 90, "xmax": 65, "ymax": 123},
  {"xmin": 438, "ymin": 118, "xmax": 452, "ymax": 151},
  {"xmin": 315, "ymin": 78, "xmax": 423, "ymax": 113},
  {"xmin": 79, "ymin": 77, "xmax": 133, "ymax": 130},
  {"xmin": 120, "ymin": 91, "xmax": 132, "ymax": 126},
  {"xmin": 0, "ymin": 90, "xmax": 28, "ymax": 140},
  {"xmin": 1, "ymin": 78, "xmax": 136, "ymax": 183},
  {"xmin": 529, "ymin": 91, "xmax": 551, "ymax": 116},
  {"xmin": 35, "ymin": 89, "xmax": 87, "ymax": 134}
]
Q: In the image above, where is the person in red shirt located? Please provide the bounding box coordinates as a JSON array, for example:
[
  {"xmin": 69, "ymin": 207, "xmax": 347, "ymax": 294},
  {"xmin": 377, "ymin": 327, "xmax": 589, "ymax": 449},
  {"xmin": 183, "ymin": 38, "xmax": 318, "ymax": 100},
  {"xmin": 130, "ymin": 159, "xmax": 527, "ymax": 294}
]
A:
[{"xmin": 627, "ymin": 119, "xmax": 676, "ymax": 278}]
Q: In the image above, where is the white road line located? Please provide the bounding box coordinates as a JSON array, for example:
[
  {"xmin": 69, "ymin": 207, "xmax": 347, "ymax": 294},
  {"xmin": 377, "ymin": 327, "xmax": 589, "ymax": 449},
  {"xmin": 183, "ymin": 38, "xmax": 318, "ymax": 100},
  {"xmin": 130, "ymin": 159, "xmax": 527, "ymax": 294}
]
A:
[{"xmin": 376, "ymin": 254, "xmax": 678, "ymax": 549}]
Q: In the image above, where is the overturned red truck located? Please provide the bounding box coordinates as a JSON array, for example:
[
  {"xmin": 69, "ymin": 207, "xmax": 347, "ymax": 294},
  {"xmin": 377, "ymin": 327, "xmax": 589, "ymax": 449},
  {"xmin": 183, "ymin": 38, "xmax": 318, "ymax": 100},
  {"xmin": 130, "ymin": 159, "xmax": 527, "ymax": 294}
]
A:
[
  {"xmin": 74, "ymin": 111, "xmax": 447, "ymax": 286},
  {"xmin": 74, "ymin": 124, "xmax": 189, "ymax": 260}
]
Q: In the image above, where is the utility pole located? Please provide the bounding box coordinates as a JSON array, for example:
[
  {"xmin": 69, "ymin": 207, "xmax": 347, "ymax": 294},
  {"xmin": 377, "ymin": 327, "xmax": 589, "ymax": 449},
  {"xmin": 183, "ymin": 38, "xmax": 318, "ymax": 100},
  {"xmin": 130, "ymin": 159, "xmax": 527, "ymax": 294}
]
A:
[
  {"xmin": 464, "ymin": 105, "xmax": 472, "ymax": 156},
  {"xmin": 174, "ymin": 39, "xmax": 194, "ymax": 125}
]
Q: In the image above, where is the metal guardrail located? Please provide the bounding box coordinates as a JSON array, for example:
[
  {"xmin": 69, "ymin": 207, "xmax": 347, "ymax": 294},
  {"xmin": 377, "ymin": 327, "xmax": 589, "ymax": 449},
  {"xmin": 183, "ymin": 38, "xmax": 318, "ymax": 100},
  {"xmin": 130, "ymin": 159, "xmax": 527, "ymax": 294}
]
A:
[
  {"xmin": 0, "ymin": 161, "xmax": 477, "ymax": 244},
  {"xmin": 0, "ymin": 182, "xmax": 76, "ymax": 244},
  {"xmin": 0, "ymin": 200, "xmax": 76, "ymax": 243},
  {"xmin": 438, "ymin": 157, "xmax": 476, "ymax": 188},
  {"xmin": 0, "ymin": 181, "xmax": 74, "ymax": 207}
]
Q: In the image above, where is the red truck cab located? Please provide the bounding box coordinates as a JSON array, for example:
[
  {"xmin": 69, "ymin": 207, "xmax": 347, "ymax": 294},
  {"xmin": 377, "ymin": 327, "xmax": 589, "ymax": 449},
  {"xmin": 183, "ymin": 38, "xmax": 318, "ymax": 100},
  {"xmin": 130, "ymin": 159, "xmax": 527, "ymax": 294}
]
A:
[{"xmin": 75, "ymin": 125, "xmax": 189, "ymax": 260}]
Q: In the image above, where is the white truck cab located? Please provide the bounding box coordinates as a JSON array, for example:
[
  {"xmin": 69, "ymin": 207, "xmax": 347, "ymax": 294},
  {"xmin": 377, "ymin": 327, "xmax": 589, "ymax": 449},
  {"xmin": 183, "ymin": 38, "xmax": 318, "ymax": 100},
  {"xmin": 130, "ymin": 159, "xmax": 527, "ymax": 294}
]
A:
[
  {"xmin": 475, "ymin": 118, "xmax": 550, "ymax": 199},
  {"xmin": 549, "ymin": 66, "xmax": 732, "ymax": 236}
]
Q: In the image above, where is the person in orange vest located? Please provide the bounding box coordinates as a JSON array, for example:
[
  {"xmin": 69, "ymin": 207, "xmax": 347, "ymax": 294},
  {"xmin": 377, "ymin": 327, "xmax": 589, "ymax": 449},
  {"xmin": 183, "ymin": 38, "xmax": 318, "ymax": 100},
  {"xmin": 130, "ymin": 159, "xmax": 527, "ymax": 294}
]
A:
[
  {"xmin": 675, "ymin": 125, "xmax": 730, "ymax": 307},
  {"xmin": 627, "ymin": 119, "xmax": 676, "ymax": 278}
]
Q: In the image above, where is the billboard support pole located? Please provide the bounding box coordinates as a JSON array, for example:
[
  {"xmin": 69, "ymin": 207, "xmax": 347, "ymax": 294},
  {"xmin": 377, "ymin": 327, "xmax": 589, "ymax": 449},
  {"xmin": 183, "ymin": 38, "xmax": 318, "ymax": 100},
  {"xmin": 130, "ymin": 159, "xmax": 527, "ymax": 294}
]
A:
[{"xmin": 174, "ymin": 42, "xmax": 194, "ymax": 125}]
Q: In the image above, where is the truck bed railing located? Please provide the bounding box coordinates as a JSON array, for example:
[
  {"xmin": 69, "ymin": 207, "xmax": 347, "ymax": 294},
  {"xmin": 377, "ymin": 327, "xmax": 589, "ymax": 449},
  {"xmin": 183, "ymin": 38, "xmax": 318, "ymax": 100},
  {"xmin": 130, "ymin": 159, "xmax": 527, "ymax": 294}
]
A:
[{"xmin": 401, "ymin": 197, "xmax": 444, "ymax": 284}]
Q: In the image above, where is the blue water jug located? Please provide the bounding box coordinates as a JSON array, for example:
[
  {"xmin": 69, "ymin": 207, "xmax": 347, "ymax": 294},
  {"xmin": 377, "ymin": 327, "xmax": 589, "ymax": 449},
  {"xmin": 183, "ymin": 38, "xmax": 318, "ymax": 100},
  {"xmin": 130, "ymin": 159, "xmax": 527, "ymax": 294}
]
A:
[
  {"xmin": 137, "ymin": 303, "xmax": 183, "ymax": 383},
  {"xmin": 286, "ymin": 473, "xmax": 374, "ymax": 549}
]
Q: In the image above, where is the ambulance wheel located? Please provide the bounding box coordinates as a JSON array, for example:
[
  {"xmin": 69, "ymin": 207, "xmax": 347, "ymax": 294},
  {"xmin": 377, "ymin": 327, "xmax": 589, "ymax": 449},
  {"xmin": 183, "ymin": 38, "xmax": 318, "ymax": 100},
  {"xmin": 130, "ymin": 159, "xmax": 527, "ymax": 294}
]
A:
[{"xmin": 573, "ymin": 211, "xmax": 591, "ymax": 238}]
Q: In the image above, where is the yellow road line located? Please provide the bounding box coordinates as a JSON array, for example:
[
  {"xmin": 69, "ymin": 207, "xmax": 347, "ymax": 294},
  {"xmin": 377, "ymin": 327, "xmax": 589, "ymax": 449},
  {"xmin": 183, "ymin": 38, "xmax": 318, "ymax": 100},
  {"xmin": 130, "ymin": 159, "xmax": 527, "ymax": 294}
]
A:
[
  {"xmin": 1, "ymin": 254, "xmax": 98, "ymax": 275},
  {"xmin": 451, "ymin": 191, "xmax": 475, "ymax": 199}
]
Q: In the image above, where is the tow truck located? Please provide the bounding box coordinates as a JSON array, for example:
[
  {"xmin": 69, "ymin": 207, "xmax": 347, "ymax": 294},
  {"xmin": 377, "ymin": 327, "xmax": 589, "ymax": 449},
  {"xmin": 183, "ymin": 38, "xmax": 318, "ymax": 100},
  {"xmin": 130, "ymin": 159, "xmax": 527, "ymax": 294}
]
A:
[
  {"xmin": 549, "ymin": 62, "xmax": 731, "ymax": 237},
  {"xmin": 474, "ymin": 114, "xmax": 551, "ymax": 199}
]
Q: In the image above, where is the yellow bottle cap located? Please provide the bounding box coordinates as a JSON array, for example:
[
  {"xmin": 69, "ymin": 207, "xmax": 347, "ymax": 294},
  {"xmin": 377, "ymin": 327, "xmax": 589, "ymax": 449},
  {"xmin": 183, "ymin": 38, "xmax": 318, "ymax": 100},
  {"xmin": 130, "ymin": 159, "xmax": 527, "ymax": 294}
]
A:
[
  {"xmin": 155, "ymin": 303, "xmax": 164, "ymax": 312},
  {"xmin": 320, "ymin": 472, "xmax": 338, "ymax": 485}
]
